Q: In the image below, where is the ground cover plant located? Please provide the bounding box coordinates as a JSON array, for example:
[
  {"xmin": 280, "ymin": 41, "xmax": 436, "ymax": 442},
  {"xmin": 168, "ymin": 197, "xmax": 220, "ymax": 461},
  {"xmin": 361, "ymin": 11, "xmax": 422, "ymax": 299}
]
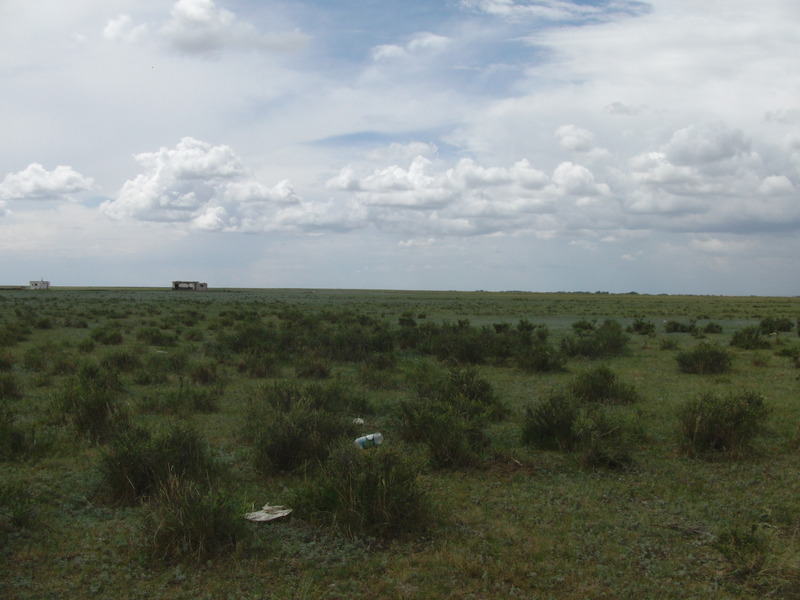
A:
[{"xmin": 1, "ymin": 287, "xmax": 800, "ymax": 598}]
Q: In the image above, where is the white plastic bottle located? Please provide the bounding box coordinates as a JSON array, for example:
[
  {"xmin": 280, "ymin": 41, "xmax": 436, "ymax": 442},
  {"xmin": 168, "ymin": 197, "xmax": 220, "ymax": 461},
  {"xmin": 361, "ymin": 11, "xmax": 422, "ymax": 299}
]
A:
[{"xmin": 354, "ymin": 432, "xmax": 384, "ymax": 449}]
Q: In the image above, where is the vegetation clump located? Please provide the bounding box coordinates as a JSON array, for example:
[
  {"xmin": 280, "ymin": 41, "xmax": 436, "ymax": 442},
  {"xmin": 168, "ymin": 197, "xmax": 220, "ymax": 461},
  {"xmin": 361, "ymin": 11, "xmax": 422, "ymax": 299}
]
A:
[
  {"xmin": 676, "ymin": 342, "xmax": 732, "ymax": 374},
  {"xmin": 292, "ymin": 444, "xmax": 432, "ymax": 540},
  {"xmin": 676, "ymin": 390, "xmax": 769, "ymax": 457},
  {"xmin": 560, "ymin": 319, "xmax": 630, "ymax": 358}
]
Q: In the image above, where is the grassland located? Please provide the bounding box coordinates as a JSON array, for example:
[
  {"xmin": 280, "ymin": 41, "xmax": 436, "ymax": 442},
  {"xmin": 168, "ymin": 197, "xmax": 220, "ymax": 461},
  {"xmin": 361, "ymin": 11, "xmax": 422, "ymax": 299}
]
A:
[{"xmin": 1, "ymin": 288, "xmax": 799, "ymax": 599}]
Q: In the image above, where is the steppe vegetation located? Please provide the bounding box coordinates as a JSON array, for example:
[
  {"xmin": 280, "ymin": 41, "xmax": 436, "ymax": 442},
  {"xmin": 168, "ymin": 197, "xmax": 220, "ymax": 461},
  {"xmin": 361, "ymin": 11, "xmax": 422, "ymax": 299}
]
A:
[{"xmin": 1, "ymin": 287, "xmax": 799, "ymax": 599}]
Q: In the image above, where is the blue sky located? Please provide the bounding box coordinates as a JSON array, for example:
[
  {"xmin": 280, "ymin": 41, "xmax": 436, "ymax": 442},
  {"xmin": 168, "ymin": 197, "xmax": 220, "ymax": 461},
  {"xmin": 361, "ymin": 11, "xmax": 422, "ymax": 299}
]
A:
[{"xmin": 1, "ymin": 0, "xmax": 799, "ymax": 294}]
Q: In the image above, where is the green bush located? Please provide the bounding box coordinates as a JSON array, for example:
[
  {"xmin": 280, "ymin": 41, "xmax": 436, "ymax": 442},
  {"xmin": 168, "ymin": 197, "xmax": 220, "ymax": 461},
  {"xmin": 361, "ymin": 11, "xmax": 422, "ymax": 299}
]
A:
[
  {"xmin": 676, "ymin": 342, "xmax": 732, "ymax": 374},
  {"xmin": 0, "ymin": 373, "xmax": 23, "ymax": 401},
  {"xmin": 522, "ymin": 392, "xmax": 640, "ymax": 468},
  {"xmin": 292, "ymin": 444, "xmax": 432, "ymax": 540},
  {"xmin": 515, "ymin": 343, "xmax": 566, "ymax": 373},
  {"xmin": 394, "ymin": 395, "xmax": 489, "ymax": 469},
  {"xmin": 136, "ymin": 326, "xmax": 177, "ymax": 346},
  {"xmin": 570, "ymin": 365, "xmax": 639, "ymax": 404},
  {"xmin": 0, "ymin": 479, "xmax": 35, "ymax": 529},
  {"xmin": 99, "ymin": 424, "xmax": 219, "ymax": 505},
  {"xmin": 676, "ymin": 390, "xmax": 769, "ymax": 457},
  {"xmin": 57, "ymin": 367, "xmax": 130, "ymax": 444},
  {"xmin": 248, "ymin": 400, "xmax": 358, "ymax": 474},
  {"xmin": 664, "ymin": 320, "xmax": 698, "ymax": 334},
  {"xmin": 703, "ymin": 322, "xmax": 723, "ymax": 334},
  {"xmin": 574, "ymin": 406, "xmax": 639, "ymax": 469},
  {"xmin": 627, "ymin": 317, "xmax": 656, "ymax": 336},
  {"xmin": 143, "ymin": 474, "xmax": 247, "ymax": 563},
  {"xmin": 561, "ymin": 320, "xmax": 630, "ymax": 359},
  {"xmin": 730, "ymin": 326, "xmax": 771, "ymax": 350},
  {"xmin": 759, "ymin": 317, "xmax": 794, "ymax": 335},
  {"xmin": 521, "ymin": 393, "xmax": 581, "ymax": 451}
]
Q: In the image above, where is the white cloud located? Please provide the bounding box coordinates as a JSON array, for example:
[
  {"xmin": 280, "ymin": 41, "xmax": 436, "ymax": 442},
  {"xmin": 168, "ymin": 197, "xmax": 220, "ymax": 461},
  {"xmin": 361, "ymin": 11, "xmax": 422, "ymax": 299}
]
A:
[
  {"xmin": 0, "ymin": 163, "xmax": 95, "ymax": 202},
  {"xmin": 103, "ymin": 14, "xmax": 148, "ymax": 43},
  {"xmin": 371, "ymin": 31, "xmax": 452, "ymax": 61},
  {"xmin": 160, "ymin": 0, "xmax": 309, "ymax": 55},
  {"xmin": 101, "ymin": 138, "xmax": 301, "ymax": 231},
  {"xmin": 555, "ymin": 124, "xmax": 595, "ymax": 152}
]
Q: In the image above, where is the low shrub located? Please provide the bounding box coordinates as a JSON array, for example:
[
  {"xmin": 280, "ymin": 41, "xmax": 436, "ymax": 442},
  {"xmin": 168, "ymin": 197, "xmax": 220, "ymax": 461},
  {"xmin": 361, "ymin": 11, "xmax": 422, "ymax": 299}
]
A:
[
  {"xmin": 676, "ymin": 390, "xmax": 769, "ymax": 457},
  {"xmin": 0, "ymin": 373, "xmax": 23, "ymax": 401},
  {"xmin": 101, "ymin": 349, "xmax": 142, "ymax": 373},
  {"xmin": 703, "ymin": 322, "xmax": 723, "ymax": 334},
  {"xmin": 393, "ymin": 395, "xmax": 490, "ymax": 469},
  {"xmin": 759, "ymin": 317, "xmax": 794, "ymax": 335},
  {"xmin": 664, "ymin": 320, "xmax": 698, "ymax": 334},
  {"xmin": 627, "ymin": 317, "xmax": 656, "ymax": 336},
  {"xmin": 569, "ymin": 365, "xmax": 640, "ymax": 405},
  {"xmin": 248, "ymin": 400, "xmax": 358, "ymax": 475},
  {"xmin": 136, "ymin": 326, "xmax": 177, "ymax": 346},
  {"xmin": 57, "ymin": 367, "xmax": 130, "ymax": 444},
  {"xmin": 574, "ymin": 406, "xmax": 640, "ymax": 469},
  {"xmin": 142, "ymin": 474, "xmax": 247, "ymax": 563},
  {"xmin": 730, "ymin": 326, "xmax": 771, "ymax": 350},
  {"xmin": 522, "ymin": 392, "xmax": 640, "ymax": 468},
  {"xmin": 521, "ymin": 393, "xmax": 581, "ymax": 451},
  {"xmin": 676, "ymin": 342, "xmax": 732, "ymax": 374},
  {"xmin": 0, "ymin": 479, "xmax": 35, "ymax": 529},
  {"xmin": 561, "ymin": 319, "xmax": 630, "ymax": 359},
  {"xmin": 295, "ymin": 358, "xmax": 332, "ymax": 379},
  {"xmin": 292, "ymin": 444, "xmax": 432, "ymax": 540},
  {"xmin": 515, "ymin": 343, "xmax": 567, "ymax": 373},
  {"xmin": 99, "ymin": 424, "xmax": 219, "ymax": 505}
]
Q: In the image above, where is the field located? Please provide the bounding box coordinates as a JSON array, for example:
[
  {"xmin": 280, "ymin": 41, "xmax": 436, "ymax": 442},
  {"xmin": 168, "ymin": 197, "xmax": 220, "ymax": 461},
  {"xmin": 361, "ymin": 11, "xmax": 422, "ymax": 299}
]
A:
[{"xmin": 1, "ymin": 288, "xmax": 799, "ymax": 599}]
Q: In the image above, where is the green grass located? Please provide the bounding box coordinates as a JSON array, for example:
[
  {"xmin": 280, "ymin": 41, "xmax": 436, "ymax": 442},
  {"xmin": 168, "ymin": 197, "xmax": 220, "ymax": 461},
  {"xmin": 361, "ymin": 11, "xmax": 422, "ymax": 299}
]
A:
[{"xmin": 1, "ymin": 288, "xmax": 800, "ymax": 598}]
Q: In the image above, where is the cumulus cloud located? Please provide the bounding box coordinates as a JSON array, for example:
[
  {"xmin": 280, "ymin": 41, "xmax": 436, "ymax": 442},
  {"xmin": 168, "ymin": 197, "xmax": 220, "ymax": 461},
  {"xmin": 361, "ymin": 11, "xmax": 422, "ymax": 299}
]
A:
[
  {"xmin": 0, "ymin": 164, "xmax": 95, "ymax": 202},
  {"xmin": 371, "ymin": 31, "xmax": 451, "ymax": 61},
  {"xmin": 161, "ymin": 0, "xmax": 309, "ymax": 54},
  {"xmin": 102, "ymin": 0, "xmax": 308, "ymax": 55},
  {"xmin": 103, "ymin": 14, "xmax": 148, "ymax": 43},
  {"xmin": 101, "ymin": 138, "xmax": 302, "ymax": 232},
  {"xmin": 555, "ymin": 124, "xmax": 595, "ymax": 152}
]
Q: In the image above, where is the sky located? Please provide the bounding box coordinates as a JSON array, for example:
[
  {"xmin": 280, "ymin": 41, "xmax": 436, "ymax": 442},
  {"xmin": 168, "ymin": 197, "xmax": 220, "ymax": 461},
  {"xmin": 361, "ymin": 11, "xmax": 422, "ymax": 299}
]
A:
[{"xmin": 1, "ymin": 0, "xmax": 799, "ymax": 295}]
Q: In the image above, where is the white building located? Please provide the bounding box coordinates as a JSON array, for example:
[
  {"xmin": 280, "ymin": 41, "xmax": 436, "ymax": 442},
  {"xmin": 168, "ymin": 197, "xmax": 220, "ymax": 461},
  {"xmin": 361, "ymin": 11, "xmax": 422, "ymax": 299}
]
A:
[
  {"xmin": 172, "ymin": 281, "xmax": 208, "ymax": 291},
  {"xmin": 29, "ymin": 279, "xmax": 50, "ymax": 290}
]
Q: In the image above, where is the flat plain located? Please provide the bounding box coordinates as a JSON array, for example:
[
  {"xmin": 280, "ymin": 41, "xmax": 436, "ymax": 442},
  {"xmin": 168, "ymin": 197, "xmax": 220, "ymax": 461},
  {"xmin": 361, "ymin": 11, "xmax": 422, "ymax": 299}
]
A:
[{"xmin": 1, "ymin": 288, "xmax": 799, "ymax": 599}]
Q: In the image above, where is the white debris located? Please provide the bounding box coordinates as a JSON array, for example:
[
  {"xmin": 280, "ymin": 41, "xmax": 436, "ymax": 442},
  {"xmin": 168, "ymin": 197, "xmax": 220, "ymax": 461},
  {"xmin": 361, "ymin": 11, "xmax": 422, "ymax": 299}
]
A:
[{"xmin": 244, "ymin": 504, "xmax": 292, "ymax": 522}]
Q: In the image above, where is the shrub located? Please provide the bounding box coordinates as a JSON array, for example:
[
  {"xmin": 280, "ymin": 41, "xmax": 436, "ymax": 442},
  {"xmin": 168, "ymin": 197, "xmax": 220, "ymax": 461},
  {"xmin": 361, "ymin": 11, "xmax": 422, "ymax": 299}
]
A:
[
  {"xmin": 248, "ymin": 400, "xmax": 358, "ymax": 474},
  {"xmin": 0, "ymin": 373, "xmax": 23, "ymax": 401},
  {"xmin": 296, "ymin": 358, "xmax": 332, "ymax": 379},
  {"xmin": 57, "ymin": 368, "xmax": 130, "ymax": 444},
  {"xmin": 575, "ymin": 406, "xmax": 639, "ymax": 470},
  {"xmin": 676, "ymin": 342, "xmax": 732, "ymax": 374},
  {"xmin": 0, "ymin": 351, "xmax": 15, "ymax": 371},
  {"xmin": 627, "ymin": 318, "xmax": 656, "ymax": 336},
  {"xmin": 0, "ymin": 480, "xmax": 35, "ymax": 529},
  {"xmin": 90, "ymin": 325, "xmax": 124, "ymax": 345},
  {"xmin": 143, "ymin": 474, "xmax": 247, "ymax": 563},
  {"xmin": 703, "ymin": 322, "xmax": 723, "ymax": 334},
  {"xmin": 570, "ymin": 365, "xmax": 639, "ymax": 405},
  {"xmin": 521, "ymin": 393, "xmax": 581, "ymax": 451},
  {"xmin": 136, "ymin": 327, "xmax": 177, "ymax": 346},
  {"xmin": 759, "ymin": 317, "xmax": 794, "ymax": 335},
  {"xmin": 522, "ymin": 393, "xmax": 640, "ymax": 468},
  {"xmin": 730, "ymin": 326, "xmax": 771, "ymax": 350},
  {"xmin": 101, "ymin": 349, "xmax": 142, "ymax": 373},
  {"xmin": 515, "ymin": 343, "xmax": 567, "ymax": 373},
  {"xmin": 664, "ymin": 320, "xmax": 697, "ymax": 334},
  {"xmin": 292, "ymin": 444, "xmax": 432, "ymax": 540},
  {"xmin": 676, "ymin": 390, "xmax": 769, "ymax": 457},
  {"xmin": 561, "ymin": 319, "xmax": 630, "ymax": 359},
  {"xmin": 394, "ymin": 395, "xmax": 489, "ymax": 469},
  {"xmin": 99, "ymin": 424, "xmax": 219, "ymax": 505}
]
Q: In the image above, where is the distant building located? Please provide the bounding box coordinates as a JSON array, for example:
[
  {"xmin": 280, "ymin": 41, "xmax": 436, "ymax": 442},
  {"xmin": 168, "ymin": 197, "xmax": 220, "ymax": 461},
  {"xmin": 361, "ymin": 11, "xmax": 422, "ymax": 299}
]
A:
[
  {"xmin": 29, "ymin": 279, "xmax": 50, "ymax": 290},
  {"xmin": 172, "ymin": 281, "xmax": 208, "ymax": 291}
]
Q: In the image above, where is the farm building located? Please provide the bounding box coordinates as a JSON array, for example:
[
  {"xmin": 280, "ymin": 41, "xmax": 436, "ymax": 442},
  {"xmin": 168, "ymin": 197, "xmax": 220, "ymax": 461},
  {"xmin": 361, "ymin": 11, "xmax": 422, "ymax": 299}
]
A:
[
  {"xmin": 29, "ymin": 279, "xmax": 50, "ymax": 290},
  {"xmin": 172, "ymin": 281, "xmax": 208, "ymax": 291}
]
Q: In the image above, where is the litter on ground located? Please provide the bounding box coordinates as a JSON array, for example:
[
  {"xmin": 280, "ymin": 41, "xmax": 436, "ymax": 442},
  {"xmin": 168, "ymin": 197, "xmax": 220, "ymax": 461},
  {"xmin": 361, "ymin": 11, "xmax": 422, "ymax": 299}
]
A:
[{"xmin": 244, "ymin": 504, "xmax": 292, "ymax": 522}]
